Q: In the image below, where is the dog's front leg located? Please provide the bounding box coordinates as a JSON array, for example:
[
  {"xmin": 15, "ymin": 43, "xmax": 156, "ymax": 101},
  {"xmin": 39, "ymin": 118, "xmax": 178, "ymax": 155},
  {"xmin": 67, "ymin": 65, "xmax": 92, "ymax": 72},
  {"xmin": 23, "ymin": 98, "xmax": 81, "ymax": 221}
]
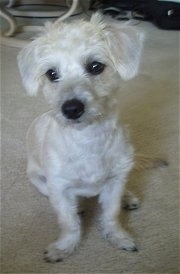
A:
[
  {"xmin": 99, "ymin": 176, "xmax": 137, "ymax": 252},
  {"xmin": 44, "ymin": 182, "xmax": 81, "ymax": 263}
]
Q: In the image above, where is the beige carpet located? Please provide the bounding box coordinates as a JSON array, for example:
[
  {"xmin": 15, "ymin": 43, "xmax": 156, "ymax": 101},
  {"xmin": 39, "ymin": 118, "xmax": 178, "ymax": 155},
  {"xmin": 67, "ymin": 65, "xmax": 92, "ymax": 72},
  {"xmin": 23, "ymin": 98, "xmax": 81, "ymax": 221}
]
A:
[{"xmin": 1, "ymin": 21, "xmax": 179, "ymax": 273}]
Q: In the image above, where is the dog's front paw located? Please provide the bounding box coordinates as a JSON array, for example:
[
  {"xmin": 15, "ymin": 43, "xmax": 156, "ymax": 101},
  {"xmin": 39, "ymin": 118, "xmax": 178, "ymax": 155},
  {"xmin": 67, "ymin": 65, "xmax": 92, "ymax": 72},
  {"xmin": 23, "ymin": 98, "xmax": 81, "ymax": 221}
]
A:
[
  {"xmin": 106, "ymin": 231, "xmax": 138, "ymax": 252},
  {"xmin": 44, "ymin": 242, "xmax": 75, "ymax": 263},
  {"xmin": 117, "ymin": 236, "xmax": 138, "ymax": 252}
]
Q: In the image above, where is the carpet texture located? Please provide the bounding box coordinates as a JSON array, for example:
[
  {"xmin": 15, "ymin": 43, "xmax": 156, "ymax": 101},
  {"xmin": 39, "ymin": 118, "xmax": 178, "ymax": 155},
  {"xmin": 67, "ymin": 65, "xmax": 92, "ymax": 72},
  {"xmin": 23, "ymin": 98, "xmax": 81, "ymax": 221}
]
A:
[{"xmin": 1, "ymin": 21, "xmax": 179, "ymax": 273}]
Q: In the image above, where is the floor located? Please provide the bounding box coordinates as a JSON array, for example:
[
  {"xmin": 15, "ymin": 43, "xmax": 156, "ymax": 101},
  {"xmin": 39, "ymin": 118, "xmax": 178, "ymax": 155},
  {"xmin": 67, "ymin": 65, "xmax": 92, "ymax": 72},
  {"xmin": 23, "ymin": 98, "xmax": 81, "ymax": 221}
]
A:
[{"xmin": 1, "ymin": 11, "xmax": 179, "ymax": 274}]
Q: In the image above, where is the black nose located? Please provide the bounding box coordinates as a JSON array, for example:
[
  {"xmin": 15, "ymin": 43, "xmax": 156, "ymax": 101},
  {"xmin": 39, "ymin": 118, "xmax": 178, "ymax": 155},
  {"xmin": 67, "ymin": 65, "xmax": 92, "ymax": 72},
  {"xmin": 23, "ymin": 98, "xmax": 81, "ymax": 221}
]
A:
[{"xmin": 61, "ymin": 99, "xmax": 85, "ymax": 120}]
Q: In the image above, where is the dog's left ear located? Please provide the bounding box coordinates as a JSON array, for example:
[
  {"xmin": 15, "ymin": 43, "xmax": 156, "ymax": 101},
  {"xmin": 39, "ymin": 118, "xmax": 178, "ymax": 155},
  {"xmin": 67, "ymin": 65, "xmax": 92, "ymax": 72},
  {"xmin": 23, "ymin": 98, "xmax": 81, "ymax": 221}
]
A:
[
  {"xmin": 91, "ymin": 13, "xmax": 144, "ymax": 80},
  {"xmin": 17, "ymin": 39, "xmax": 43, "ymax": 96}
]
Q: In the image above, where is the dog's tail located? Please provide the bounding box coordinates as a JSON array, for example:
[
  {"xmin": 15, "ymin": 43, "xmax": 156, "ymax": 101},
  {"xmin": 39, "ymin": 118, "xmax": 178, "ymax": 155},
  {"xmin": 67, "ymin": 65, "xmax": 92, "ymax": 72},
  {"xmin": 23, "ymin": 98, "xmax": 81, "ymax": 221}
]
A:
[{"xmin": 134, "ymin": 154, "xmax": 168, "ymax": 172}]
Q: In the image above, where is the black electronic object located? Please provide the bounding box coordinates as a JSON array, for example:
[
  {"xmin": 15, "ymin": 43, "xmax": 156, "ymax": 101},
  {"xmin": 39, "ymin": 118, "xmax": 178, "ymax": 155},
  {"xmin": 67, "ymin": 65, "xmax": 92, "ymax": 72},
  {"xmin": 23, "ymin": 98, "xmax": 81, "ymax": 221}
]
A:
[{"xmin": 90, "ymin": 0, "xmax": 180, "ymax": 30}]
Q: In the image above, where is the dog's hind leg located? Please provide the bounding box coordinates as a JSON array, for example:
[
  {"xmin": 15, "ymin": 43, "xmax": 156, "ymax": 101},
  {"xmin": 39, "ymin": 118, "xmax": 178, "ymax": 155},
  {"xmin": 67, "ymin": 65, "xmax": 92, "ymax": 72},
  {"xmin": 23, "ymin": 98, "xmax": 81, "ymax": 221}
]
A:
[
  {"xmin": 122, "ymin": 190, "xmax": 140, "ymax": 210},
  {"xmin": 27, "ymin": 154, "xmax": 49, "ymax": 196},
  {"xmin": 28, "ymin": 169, "xmax": 49, "ymax": 196}
]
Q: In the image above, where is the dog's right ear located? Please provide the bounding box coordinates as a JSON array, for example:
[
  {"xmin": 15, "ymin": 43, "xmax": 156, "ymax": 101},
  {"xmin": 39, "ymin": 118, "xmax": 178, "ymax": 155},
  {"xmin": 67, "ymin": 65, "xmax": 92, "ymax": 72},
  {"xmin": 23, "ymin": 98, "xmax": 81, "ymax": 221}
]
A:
[{"xmin": 17, "ymin": 40, "xmax": 42, "ymax": 96}]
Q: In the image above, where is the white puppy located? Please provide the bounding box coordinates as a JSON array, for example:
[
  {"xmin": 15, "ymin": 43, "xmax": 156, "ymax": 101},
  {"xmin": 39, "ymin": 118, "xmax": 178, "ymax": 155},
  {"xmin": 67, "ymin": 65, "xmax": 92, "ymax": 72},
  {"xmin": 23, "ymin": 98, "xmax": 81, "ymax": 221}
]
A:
[{"xmin": 18, "ymin": 13, "xmax": 143, "ymax": 262}]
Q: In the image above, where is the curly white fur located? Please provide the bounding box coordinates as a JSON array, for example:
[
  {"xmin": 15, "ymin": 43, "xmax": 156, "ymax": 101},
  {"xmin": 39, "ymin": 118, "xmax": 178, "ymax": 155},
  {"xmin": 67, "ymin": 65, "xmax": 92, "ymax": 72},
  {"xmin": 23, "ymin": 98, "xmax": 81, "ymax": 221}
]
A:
[{"xmin": 18, "ymin": 13, "xmax": 143, "ymax": 262}]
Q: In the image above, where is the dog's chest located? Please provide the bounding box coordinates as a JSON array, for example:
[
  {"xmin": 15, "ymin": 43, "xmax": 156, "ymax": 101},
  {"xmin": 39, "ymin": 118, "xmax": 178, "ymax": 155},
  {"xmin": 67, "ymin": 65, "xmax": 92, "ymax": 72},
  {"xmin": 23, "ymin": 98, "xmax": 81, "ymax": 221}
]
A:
[
  {"xmin": 49, "ymin": 121, "xmax": 122, "ymax": 185},
  {"xmin": 66, "ymin": 136, "xmax": 110, "ymax": 183}
]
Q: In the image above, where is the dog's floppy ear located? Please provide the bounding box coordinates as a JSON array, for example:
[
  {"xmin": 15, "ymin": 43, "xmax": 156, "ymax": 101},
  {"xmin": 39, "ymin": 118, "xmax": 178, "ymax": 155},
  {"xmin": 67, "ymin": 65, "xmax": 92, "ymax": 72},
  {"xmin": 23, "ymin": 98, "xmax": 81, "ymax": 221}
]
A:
[
  {"xmin": 17, "ymin": 40, "xmax": 42, "ymax": 96},
  {"xmin": 91, "ymin": 13, "xmax": 143, "ymax": 80}
]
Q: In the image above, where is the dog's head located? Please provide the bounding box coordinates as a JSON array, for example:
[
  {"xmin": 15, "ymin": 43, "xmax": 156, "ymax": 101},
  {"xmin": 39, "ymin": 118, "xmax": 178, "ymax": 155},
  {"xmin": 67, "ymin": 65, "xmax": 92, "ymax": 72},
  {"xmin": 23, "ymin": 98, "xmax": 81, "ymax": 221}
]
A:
[{"xmin": 18, "ymin": 13, "xmax": 143, "ymax": 126}]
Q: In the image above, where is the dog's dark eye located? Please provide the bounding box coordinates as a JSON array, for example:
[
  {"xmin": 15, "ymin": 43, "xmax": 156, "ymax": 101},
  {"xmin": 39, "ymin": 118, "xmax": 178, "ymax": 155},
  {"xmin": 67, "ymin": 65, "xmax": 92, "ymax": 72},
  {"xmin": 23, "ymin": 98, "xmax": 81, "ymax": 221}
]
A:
[
  {"xmin": 46, "ymin": 69, "xmax": 60, "ymax": 82},
  {"xmin": 86, "ymin": 61, "xmax": 105, "ymax": 75}
]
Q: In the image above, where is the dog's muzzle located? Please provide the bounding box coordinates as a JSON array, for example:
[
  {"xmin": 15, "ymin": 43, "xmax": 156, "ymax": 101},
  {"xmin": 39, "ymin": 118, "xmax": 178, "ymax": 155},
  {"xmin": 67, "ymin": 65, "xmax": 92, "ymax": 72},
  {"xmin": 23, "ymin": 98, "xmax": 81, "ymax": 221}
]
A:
[{"xmin": 61, "ymin": 99, "xmax": 85, "ymax": 120}]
